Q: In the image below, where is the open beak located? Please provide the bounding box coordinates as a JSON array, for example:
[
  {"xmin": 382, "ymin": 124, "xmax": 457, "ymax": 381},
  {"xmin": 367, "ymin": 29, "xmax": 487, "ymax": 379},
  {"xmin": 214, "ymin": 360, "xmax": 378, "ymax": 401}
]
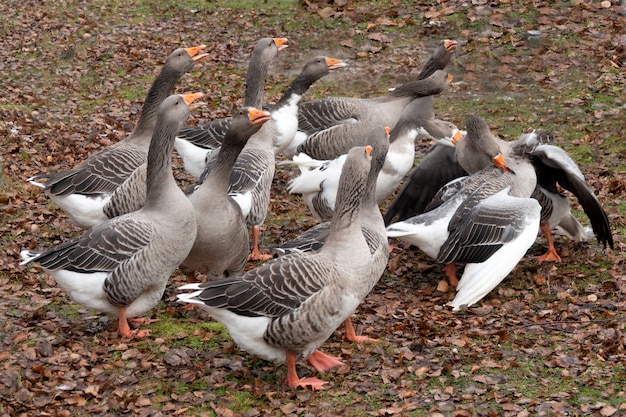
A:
[
  {"xmin": 181, "ymin": 92, "xmax": 204, "ymax": 110},
  {"xmin": 248, "ymin": 107, "xmax": 272, "ymax": 126},
  {"xmin": 185, "ymin": 45, "xmax": 209, "ymax": 62},
  {"xmin": 444, "ymin": 39, "xmax": 458, "ymax": 52},
  {"xmin": 273, "ymin": 37, "xmax": 289, "ymax": 51},
  {"xmin": 325, "ymin": 57, "xmax": 347, "ymax": 71}
]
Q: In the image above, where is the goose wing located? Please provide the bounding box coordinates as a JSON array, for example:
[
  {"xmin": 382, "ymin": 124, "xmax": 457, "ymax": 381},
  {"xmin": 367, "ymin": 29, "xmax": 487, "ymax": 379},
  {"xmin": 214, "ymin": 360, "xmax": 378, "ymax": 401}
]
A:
[
  {"xmin": 176, "ymin": 117, "xmax": 232, "ymax": 149},
  {"xmin": 187, "ymin": 254, "xmax": 329, "ymax": 318},
  {"xmin": 297, "ymin": 97, "xmax": 360, "ymax": 134},
  {"xmin": 30, "ymin": 144, "xmax": 146, "ymax": 196},
  {"xmin": 438, "ymin": 186, "xmax": 537, "ymax": 264},
  {"xmin": 383, "ymin": 144, "xmax": 467, "ymax": 225},
  {"xmin": 529, "ymin": 144, "xmax": 613, "ymax": 249},
  {"xmin": 22, "ymin": 216, "xmax": 154, "ymax": 273}
]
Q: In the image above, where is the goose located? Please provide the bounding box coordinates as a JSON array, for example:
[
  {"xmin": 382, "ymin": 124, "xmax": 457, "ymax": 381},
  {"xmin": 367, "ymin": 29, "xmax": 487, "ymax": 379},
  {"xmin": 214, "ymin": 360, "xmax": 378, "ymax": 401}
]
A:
[
  {"xmin": 177, "ymin": 145, "xmax": 385, "ymax": 390},
  {"xmin": 174, "ymin": 37, "xmax": 289, "ymax": 178},
  {"xmin": 103, "ymin": 57, "xmax": 344, "ymax": 225},
  {"xmin": 27, "ymin": 45, "xmax": 208, "ymax": 229},
  {"xmin": 285, "ymin": 98, "xmax": 462, "ymax": 222},
  {"xmin": 416, "ymin": 39, "xmax": 458, "ymax": 80},
  {"xmin": 385, "ymin": 125, "xmax": 613, "ymax": 260},
  {"xmin": 20, "ymin": 93, "xmax": 203, "ymax": 338},
  {"xmin": 268, "ymin": 127, "xmax": 391, "ymax": 342},
  {"xmin": 293, "ymin": 69, "xmax": 450, "ymax": 161},
  {"xmin": 386, "ymin": 115, "xmax": 542, "ymax": 310},
  {"xmin": 291, "ymin": 39, "xmax": 456, "ymax": 161},
  {"xmin": 180, "ymin": 107, "xmax": 272, "ymax": 282},
  {"xmin": 195, "ymin": 56, "xmax": 346, "ymax": 260},
  {"xmin": 442, "ymin": 125, "xmax": 606, "ymax": 264}
]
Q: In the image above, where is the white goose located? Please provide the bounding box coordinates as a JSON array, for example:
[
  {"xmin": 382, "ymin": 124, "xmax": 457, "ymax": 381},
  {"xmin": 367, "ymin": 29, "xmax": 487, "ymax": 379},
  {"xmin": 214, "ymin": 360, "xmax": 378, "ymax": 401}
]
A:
[
  {"xmin": 174, "ymin": 37, "xmax": 288, "ymax": 178},
  {"xmin": 20, "ymin": 93, "xmax": 202, "ymax": 338},
  {"xmin": 286, "ymin": 97, "xmax": 462, "ymax": 222},
  {"xmin": 177, "ymin": 145, "xmax": 385, "ymax": 390},
  {"xmin": 195, "ymin": 56, "xmax": 346, "ymax": 260},
  {"xmin": 27, "ymin": 45, "xmax": 208, "ymax": 228},
  {"xmin": 386, "ymin": 115, "xmax": 542, "ymax": 310}
]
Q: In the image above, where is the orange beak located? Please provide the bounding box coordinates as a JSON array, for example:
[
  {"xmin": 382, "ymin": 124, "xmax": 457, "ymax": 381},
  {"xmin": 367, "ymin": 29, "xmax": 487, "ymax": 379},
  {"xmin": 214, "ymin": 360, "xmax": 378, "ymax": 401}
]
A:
[
  {"xmin": 248, "ymin": 107, "xmax": 272, "ymax": 126},
  {"xmin": 185, "ymin": 45, "xmax": 209, "ymax": 61},
  {"xmin": 325, "ymin": 57, "xmax": 347, "ymax": 70},
  {"xmin": 182, "ymin": 92, "xmax": 204, "ymax": 107},
  {"xmin": 451, "ymin": 130, "xmax": 464, "ymax": 145},
  {"xmin": 444, "ymin": 39, "xmax": 458, "ymax": 52},
  {"xmin": 273, "ymin": 37, "xmax": 289, "ymax": 51},
  {"xmin": 492, "ymin": 153, "xmax": 510, "ymax": 172},
  {"xmin": 365, "ymin": 145, "xmax": 373, "ymax": 157}
]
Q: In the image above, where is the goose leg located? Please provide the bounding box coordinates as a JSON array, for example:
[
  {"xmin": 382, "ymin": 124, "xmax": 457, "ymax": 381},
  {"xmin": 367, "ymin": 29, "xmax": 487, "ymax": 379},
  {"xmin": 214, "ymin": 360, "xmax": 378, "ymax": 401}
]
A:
[
  {"xmin": 343, "ymin": 317, "xmax": 377, "ymax": 343},
  {"xmin": 248, "ymin": 225, "xmax": 272, "ymax": 261},
  {"xmin": 444, "ymin": 263, "xmax": 459, "ymax": 287},
  {"xmin": 117, "ymin": 307, "xmax": 151, "ymax": 338},
  {"xmin": 536, "ymin": 224, "xmax": 562, "ymax": 262},
  {"xmin": 307, "ymin": 349, "xmax": 344, "ymax": 372},
  {"xmin": 286, "ymin": 351, "xmax": 327, "ymax": 390}
]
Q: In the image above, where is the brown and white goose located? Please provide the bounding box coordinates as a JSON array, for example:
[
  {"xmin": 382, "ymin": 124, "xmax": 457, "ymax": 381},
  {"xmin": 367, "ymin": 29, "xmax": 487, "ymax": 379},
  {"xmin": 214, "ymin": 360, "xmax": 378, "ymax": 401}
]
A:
[
  {"xmin": 290, "ymin": 39, "xmax": 456, "ymax": 161},
  {"xmin": 174, "ymin": 37, "xmax": 288, "ymax": 178},
  {"xmin": 267, "ymin": 127, "xmax": 390, "ymax": 342},
  {"xmin": 386, "ymin": 115, "xmax": 542, "ymax": 310},
  {"xmin": 180, "ymin": 107, "xmax": 271, "ymax": 282},
  {"xmin": 27, "ymin": 45, "xmax": 208, "ymax": 229},
  {"xmin": 20, "ymin": 93, "xmax": 202, "ymax": 338},
  {"xmin": 195, "ymin": 56, "xmax": 346, "ymax": 260},
  {"xmin": 286, "ymin": 97, "xmax": 462, "ymax": 222},
  {"xmin": 178, "ymin": 145, "xmax": 384, "ymax": 390}
]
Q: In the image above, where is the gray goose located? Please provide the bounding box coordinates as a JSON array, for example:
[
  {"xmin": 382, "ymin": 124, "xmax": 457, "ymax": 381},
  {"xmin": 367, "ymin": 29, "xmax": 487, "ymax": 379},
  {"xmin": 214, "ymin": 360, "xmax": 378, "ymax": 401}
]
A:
[
  {"xmin": 177, "ymin": 145, "xmax": 383, "ymax": 390},
  {"xmin": 174, "ymin": 37, "xmax": 289, "ymax": 178},
  {"xmin": 103, "ymin": 56, "xmax": 344, "ymax": 224},
  {"xmin": 286, "ymin": 97, "xmax": 462, "ymax": 222},
  {"xmin": 27, "ymin": 45, "xmax": 208, "ymax": 229},
  {"xmin": 292, "ymin": 39, "xmax": 456, "ymax": 161},
  {"xmin": 195, "ymin": 56, "xmax": 346, "ymax": 260},
  {"xmin": 268, "ymin": 127, "xmax": 391, "ymax": 342},
  {"xmin": 180, "ymin": 107, "xmax": 271, "ymax": 282},
  {"xmin": 294, "ymin": 69, "xmax": 450, "ymax": 161},
  {"xmin": 390, "ymin": 122, "xmax": 614, "ymax": 261},
  {"xmin": 20, "ymin": 93, "xmax": 202, "ymax": 338},
  {"xmin": 386, "ymin": 115, "xmax": 542, "ymax": 310}
]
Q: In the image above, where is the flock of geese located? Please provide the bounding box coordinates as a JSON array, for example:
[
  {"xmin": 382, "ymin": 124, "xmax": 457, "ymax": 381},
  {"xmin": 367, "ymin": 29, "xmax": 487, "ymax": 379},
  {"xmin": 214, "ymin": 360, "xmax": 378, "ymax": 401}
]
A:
[{"xmin": 19, "ymin": 37, "xmax": 614, "ymax": 389}]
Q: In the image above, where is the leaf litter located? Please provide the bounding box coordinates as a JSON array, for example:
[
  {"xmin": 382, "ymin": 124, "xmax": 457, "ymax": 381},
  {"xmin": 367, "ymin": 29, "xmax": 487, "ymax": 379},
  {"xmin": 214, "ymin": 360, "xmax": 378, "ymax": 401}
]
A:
[{"xmin": 1, "ymin": 0, "xmax": 625, "ymax": 416}]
